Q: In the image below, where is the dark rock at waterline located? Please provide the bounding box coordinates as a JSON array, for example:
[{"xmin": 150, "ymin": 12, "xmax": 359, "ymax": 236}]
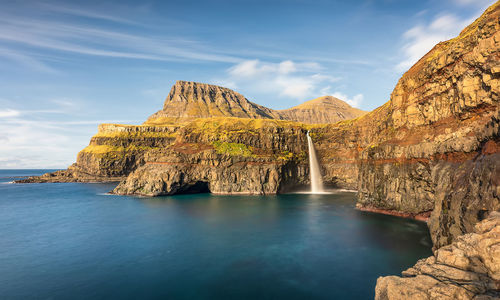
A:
[{"xmin": 375, "ymin": 211, "xmax": 500, "ymax": 300}]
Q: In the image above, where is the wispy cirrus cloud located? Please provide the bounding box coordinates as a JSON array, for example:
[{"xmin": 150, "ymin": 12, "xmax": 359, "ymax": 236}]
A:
[
  {"xmin": 0, "ymin": 109, "xmax": 21, "ymax": 118},
  {"xmin": 39, "ymin": 2, "xmax": 141, "ymax": 25},
  {"xmin": 0, "ymin": 2, "xmax": 242, "ymax": 72},
  {"xmin": 0, "ymin": 16, "xmax": 241, "ymax": 64},
  {"xmin": 0, "ymin": 1, "xmax": 379, "ymax": 74},
  {"xmin": 0, "ymin": 47, "xmax": 59, "ymax": 73}
]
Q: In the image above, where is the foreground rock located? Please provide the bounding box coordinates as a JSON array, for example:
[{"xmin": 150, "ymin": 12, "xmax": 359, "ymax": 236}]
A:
[{"xmin": 375, "ymin": 211, "xmax": 500, "ymax": 300}]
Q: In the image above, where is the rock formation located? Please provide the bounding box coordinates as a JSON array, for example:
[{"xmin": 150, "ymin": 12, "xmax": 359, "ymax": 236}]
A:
[
  {"xmin": 375, "ymin": 211, "xmax": 500, "ymax": 299},
  {"xmin": 112, "ymin": 118, "xmax": 312, "ymax": 196}
]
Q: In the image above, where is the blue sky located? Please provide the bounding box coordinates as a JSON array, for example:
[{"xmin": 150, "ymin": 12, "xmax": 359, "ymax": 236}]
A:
[{"xmin": 0, "ymin": 0, "xmax": 496, "ymax": 168}]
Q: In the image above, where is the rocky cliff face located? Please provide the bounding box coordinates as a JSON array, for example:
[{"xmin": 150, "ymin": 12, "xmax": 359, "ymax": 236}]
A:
[
  {"xmin": 375, "ymin": 211, "xmax": 500, "ymax": 299},
  {"xmin": 17, "ymin": 123, "xmax": 182, "ymax": 183},
  {"xmin": 112, "ymin": 118, "xmax": 312, "ymax": 196},
  {"xmin": 356, "ymin": 1, "xmax": 500, "ymax": 248},
  {"xmin": 298, "ymin": 1, "xmax": 500, "ymax": 250}
]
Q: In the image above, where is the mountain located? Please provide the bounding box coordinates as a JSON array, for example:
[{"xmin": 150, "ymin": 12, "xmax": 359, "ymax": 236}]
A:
[
  {"xmin": 146, "ymin": 80, "xmax": 365, "ymax": 125},
  {"xmin": 275, "ymin": 96, "xmax": 366, "ymax": 124},
  {"xmin": 146, "ymin": 80, "xmax": 278, "ymax": 121}
]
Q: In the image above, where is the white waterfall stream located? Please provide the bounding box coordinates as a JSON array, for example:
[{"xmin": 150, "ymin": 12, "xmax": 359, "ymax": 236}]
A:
[{"xmin": 307, "ymin": 131, "xmax": 324, "ymax": 193}]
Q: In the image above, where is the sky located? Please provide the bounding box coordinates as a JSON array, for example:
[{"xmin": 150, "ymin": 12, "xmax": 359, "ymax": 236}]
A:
[{"xmin": 0, "ymin": 0, "xmax": 496, "ymax": 168}]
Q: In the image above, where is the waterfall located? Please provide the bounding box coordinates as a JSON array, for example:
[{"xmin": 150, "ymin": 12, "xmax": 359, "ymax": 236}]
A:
[{"xmin": 307, "ymin": 131, "xmax": 324, "ymax": 193}]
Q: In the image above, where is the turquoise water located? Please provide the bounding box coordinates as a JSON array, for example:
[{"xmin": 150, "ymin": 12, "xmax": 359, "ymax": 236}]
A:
[{"xmin": 0, "ymin": 170, "xmax": 432, "ymax": 299}]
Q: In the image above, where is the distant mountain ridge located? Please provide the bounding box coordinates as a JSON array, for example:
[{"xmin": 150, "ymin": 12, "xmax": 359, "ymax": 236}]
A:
[
  {"xmin": 276, "ymin": 96, "xmax": 366, "ymax": 124},
  {"xmin": 146, "ymin": 80, "xmax": 366, "ymax": 124}
]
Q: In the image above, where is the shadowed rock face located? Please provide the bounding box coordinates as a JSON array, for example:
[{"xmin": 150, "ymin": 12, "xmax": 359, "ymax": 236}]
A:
[
  {"xmin": 18, "ymin": 1, "xmax": 500, "ymax": 266},
  {"xmin": 375, "ymin": 212, "xmax": 500, "ymax": 300}
]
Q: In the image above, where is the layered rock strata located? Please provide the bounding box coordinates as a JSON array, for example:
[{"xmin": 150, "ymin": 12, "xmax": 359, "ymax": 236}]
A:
[
  {"xmin": 113, "ymin": 118, "xmax": 312, "ymax": 196},
  {"xmin": 375, "ymin": 212, "xmax": 500, "ymax": 299}
]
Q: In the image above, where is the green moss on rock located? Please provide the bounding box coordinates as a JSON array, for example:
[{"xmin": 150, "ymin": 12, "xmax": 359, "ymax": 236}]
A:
[{"xmin": 212, "ymin": 141, "xmax": 254, "ymax": 157}]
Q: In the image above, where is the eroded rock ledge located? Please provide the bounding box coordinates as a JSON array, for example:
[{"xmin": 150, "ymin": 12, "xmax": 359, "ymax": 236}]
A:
[{"xmin": 375, "ymin": 211, "xmax": 500, "ymax": 300}]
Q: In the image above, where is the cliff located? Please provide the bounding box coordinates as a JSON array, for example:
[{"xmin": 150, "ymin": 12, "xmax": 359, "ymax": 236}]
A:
[
  {"xmin": 311, "ymin": 1, "xmax": 500, "ymax": 249},
  {"xmin": 112, "ymin": 118, "xmax": 314, "ymax": 196},
  {"xmin": 375, "ymin": 212, "xmax": 500, "ymax": 299}
]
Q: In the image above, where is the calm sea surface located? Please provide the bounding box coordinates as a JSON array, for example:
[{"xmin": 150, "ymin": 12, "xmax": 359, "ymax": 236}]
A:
[{"xmin": 0, "ymin": 169, "xmax": 432, "ymax": 299}]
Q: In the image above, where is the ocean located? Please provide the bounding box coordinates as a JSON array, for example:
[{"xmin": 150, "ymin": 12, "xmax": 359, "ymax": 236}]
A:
[{"xmin": 0, "ymin": 169, "xmax": 432, "ymax": 299}]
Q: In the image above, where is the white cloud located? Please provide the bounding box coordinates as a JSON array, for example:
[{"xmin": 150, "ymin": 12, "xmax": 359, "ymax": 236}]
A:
[
  {"xmin": 331, "ymin": 92, "xmax": 364, "ymax": 108},
  {"xmin": 0, "ymin": 109, "xmax": 20, "ymax": 118},
  {"xmin": 0, "ymin": 99, "xmax": 133, "ymax": 168},
  {"xmin": 223, "ymin": 59, "xmax": 339, "ymax": 101},
  {"xmin": 0, "ymin": 116, "xmax": 132, "ymax": 169},
  {"xmin": 396, "ymin": 14, "xmax": 472, "ymax": 71}
]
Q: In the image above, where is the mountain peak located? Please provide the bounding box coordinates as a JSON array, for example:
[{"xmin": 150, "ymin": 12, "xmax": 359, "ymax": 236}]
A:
[
  {"xmin": 276, "ymin": 95, "xmax": 366, "ymax": 124},
  {"xmin": 292, "ymin": 96, "xmax": 354, "ymax": 109},
  {"xmin": 148, "ymin": 81, "xmax": 277, "ymax": 120},
  {"xmin": 146, "ymin": 82, "xmax": 366, "ymax": 124}
]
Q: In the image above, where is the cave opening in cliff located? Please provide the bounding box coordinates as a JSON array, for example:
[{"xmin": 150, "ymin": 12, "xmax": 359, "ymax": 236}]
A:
[{"xmin": 179, "ymin": 181, "xmax": 211, "ymax": 194}]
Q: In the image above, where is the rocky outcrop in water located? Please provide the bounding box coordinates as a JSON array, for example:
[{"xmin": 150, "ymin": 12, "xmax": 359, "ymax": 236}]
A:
[{"xmin": 375, "ymin": 211, "xmax": 500, "ymax": 299}]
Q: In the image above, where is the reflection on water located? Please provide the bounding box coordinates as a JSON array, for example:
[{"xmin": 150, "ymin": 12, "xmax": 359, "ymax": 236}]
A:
[{"xmin": 0, "ymin": 170, "xmax": 432, "ymax": 299}]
